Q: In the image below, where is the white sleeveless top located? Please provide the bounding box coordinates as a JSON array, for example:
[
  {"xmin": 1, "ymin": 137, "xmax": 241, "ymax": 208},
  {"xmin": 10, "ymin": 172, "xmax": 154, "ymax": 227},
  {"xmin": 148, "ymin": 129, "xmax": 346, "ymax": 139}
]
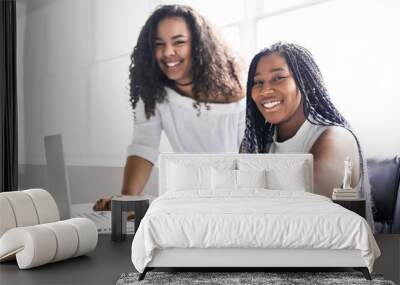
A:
[
  {"xmin": 269, "ymin": 119, "xmax": 328, "ymax": 154},
  {"xmin": 127, "ymin": 87, "xmax": 246, "ymax": 164}
]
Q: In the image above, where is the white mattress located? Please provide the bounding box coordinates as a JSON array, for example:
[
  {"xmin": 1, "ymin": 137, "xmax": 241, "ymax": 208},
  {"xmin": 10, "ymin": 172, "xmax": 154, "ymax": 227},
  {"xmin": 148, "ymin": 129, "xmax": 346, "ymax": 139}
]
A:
[{"xmin": 131, "ymin": 190, "xmax": 380, "ymax": 273}]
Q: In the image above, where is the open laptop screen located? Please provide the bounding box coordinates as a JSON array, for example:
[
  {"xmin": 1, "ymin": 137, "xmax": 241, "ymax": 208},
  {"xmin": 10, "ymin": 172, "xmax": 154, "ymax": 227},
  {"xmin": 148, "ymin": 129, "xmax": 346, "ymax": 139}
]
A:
[{"xmin": 44, "ymin": 134, "xmax": 72, "ymax": 220}]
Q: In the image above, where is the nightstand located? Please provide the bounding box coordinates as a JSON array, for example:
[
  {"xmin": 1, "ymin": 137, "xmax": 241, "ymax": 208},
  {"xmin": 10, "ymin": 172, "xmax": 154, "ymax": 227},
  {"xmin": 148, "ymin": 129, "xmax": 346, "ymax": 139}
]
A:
[{"xmin": 332, "ymin": 199, "xmax": 366, "ymax": 218}]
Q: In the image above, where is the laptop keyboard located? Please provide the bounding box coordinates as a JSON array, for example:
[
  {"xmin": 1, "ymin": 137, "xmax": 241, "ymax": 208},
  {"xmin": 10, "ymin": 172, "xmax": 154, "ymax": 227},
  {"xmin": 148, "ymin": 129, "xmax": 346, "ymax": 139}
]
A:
[{"xmin": 74, "ymin": 211, "xmax": 135, "ymax": 235}]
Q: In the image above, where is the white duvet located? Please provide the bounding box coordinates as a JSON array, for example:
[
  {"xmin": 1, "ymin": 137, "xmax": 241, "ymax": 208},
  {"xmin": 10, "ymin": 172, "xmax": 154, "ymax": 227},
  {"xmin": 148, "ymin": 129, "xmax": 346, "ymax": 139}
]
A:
[{"xmin": 131, "ymin": 190, "xmax": 380, "ymax": 273}]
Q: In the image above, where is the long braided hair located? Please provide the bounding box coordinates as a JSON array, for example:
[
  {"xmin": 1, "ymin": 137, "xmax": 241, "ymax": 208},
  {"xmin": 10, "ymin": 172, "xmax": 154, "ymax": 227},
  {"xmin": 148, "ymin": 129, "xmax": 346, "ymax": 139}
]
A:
[
  {"xmin": 241, "ymin": 42, "xmax": 351, "ymax": 153},
  {"xmin": 129, "ymin": 5, "xmax": 243, "ymax": 119},
  {"xmin": 241, "ymin": 42, "xmax": 375, "ymax": 230}
]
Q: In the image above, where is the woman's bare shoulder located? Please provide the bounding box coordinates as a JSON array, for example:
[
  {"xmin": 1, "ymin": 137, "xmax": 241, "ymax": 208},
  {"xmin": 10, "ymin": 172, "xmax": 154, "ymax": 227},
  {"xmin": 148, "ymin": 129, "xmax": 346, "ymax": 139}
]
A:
[
  {"xmin": 310, "ymin": 125, "xmax": 361, "ymax": 190},
  {"xmin": 311, "ymin": 126, "xmax": 358, "ymax": 159}
]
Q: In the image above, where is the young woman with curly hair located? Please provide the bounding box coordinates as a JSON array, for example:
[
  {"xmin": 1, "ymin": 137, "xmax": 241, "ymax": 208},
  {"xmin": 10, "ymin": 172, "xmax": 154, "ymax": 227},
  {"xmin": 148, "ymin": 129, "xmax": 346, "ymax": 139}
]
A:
[
  {"xmin": 240, "ymin": 42, "xmax": 374, "ymax": 230},
  {"xmin": 94, "ymin": 5, "xmax": 245, "ymax": 210}
]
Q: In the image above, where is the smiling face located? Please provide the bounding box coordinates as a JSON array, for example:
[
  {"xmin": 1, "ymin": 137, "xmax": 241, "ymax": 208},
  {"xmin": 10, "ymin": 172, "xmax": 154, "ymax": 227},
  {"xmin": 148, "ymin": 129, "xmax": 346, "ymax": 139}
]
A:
[
  {"xmin": 154, "ymin": 17, "xmax": 193, "ymax": 85},
  {"xmin": 251, "ymin": 53, "xmax": 304, "ymax": 128}
]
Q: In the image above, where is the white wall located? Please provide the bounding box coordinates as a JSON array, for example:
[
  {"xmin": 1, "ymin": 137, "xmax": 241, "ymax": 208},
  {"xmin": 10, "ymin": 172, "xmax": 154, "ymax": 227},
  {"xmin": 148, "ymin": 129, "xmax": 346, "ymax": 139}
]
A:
[
  {"xmin": 17, "ymin": 0, "xmax": 171, "ymax": 168},
  {"xmin": 16, "ymin": 0, "xmax": 169, "ymax": 201}
]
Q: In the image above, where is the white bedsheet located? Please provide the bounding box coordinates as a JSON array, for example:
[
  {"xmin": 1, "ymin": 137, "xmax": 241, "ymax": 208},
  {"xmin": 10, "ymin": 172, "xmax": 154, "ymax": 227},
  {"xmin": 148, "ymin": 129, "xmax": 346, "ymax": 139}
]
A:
[{"xmin": 131, "ymin": 190, "xmax": 380, "ymax": 273}]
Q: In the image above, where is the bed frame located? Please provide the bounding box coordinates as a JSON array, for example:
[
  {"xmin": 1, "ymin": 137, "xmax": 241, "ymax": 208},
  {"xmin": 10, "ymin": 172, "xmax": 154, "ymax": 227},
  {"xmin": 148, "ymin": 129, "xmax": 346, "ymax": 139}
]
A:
[
  {"xmin": 140, "ymin": 248, "xmax": 370, "ymax": 280},
  {"xmin": 138, "ymin": 154, "xmax": 371, "ymax": 280}
]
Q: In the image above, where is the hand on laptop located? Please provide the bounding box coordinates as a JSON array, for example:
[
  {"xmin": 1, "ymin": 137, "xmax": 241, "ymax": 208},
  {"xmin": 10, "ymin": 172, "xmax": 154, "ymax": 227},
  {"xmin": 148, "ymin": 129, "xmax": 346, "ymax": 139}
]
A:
[
  {"xmin": 93, "ymin": 197, "xmax": 112, "ymax": 211},
  {"xmin": 93, "ymin": 197, "xmax": 135, "ymax": 220}
]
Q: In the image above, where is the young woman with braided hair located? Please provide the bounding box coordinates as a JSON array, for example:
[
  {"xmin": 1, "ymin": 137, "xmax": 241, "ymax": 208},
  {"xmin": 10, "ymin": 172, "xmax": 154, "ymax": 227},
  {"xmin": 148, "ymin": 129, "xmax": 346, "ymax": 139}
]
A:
[
  {"xmin": 241, "ymin": 42, "xmax": 374, "ymax": 230},
  {"xmin": 93, "ymin": 5, "xmax": 245, "ymax": 211}
]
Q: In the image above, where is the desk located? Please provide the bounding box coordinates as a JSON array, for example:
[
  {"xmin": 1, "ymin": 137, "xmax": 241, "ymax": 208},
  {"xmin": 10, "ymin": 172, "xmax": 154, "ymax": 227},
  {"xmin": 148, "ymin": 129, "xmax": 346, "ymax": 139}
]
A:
[{"xmin": 0, "ymin": 235, "xmax": 134, "ymax": 285}]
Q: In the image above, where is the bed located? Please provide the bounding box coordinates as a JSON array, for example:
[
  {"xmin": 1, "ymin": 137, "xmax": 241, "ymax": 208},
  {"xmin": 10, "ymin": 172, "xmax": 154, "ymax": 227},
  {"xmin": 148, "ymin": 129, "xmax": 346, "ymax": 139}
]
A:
[{"xmin": 131, "ymin": 153, "xmax": 380, "ymax": 280}]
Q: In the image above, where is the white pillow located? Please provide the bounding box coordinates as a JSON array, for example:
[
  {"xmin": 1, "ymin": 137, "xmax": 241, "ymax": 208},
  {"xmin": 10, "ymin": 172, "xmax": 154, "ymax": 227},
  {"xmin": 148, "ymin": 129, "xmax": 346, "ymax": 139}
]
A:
[
  {"xmin": 236, "ymin": 169, "xmax": 267, "ymax": 189},
  {"xmin": 266, "ymin": 163, "xmax": 307, "ymax": 191},
  {"xmin": 212, "ymin": 168, "xmax": 237, "ymax": 190},
  {"xmin": 167, "ymin": 163, "xmax": 212, "ymax": 191}
]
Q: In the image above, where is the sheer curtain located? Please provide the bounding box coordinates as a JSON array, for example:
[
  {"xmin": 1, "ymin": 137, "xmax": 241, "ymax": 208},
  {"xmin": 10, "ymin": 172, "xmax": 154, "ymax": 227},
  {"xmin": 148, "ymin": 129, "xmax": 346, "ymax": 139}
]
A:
[{"xmin": 0, "ymin": 0, "xmax": 18, "ymax": 192}]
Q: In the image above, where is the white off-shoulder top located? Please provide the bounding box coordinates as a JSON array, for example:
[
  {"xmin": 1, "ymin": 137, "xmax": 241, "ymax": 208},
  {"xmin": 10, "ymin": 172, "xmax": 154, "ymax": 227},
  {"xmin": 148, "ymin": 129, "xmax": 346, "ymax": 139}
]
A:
[{"xmin": 127, "ymin": 87, "xmax": 246, "ymax": 164}]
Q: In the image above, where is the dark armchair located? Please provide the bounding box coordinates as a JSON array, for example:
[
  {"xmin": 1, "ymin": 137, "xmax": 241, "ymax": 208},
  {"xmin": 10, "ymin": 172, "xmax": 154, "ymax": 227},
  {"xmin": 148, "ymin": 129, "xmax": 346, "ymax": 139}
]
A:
[{"xmin": 368, "ymin": 156, "xmax": 400, "ymax": 234}]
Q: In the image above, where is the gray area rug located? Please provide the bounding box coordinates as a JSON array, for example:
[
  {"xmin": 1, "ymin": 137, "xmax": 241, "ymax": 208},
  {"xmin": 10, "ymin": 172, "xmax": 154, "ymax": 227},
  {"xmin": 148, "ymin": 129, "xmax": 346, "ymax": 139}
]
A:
[{"xmin": 116, "ymin": 271, "xmax": 396, "ymax": 285}]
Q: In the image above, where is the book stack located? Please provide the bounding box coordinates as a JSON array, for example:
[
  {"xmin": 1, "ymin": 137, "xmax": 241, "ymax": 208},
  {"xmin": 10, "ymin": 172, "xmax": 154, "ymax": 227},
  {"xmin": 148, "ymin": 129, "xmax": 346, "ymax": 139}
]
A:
[{"xmin": 332, "ymin": 188, "xmax": 359, "ymax": 200}]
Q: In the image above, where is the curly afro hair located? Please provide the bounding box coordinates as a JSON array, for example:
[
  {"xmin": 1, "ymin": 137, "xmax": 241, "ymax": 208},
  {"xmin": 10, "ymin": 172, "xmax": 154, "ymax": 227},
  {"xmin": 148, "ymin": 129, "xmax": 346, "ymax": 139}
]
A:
[{"xmin": 129, "ymin": 4, "xmax": 244, "ymax": 119}]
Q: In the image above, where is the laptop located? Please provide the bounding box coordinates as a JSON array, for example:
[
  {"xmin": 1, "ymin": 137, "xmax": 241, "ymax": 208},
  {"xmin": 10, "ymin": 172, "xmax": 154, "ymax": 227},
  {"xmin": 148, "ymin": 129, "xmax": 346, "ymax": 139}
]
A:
[{"xmin": 44, "ymin": 134, "xmax": 134, "ymax": 234}]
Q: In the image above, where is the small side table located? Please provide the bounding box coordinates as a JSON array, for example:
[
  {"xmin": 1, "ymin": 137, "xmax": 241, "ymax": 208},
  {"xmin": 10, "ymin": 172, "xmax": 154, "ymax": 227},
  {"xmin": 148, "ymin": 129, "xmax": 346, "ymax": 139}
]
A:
[
  {"xmin": 332, "ymin": 198, "xmax": 366, "ymax": 218},
  {"xmin": 111, "ymin": 195, "xmax": 151, "ymax": 242}
]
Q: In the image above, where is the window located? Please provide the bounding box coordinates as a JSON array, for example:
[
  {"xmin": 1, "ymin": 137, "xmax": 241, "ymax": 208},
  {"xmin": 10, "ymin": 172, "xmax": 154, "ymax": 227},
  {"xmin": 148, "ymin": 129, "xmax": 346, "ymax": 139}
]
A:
[
  {"xmin": 158, "ymin": 0, "xmax": 400, "ymax": 157},
  {"xmin": 255, "ymin": 0, "xmax": 400, "ymax": 157}
]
